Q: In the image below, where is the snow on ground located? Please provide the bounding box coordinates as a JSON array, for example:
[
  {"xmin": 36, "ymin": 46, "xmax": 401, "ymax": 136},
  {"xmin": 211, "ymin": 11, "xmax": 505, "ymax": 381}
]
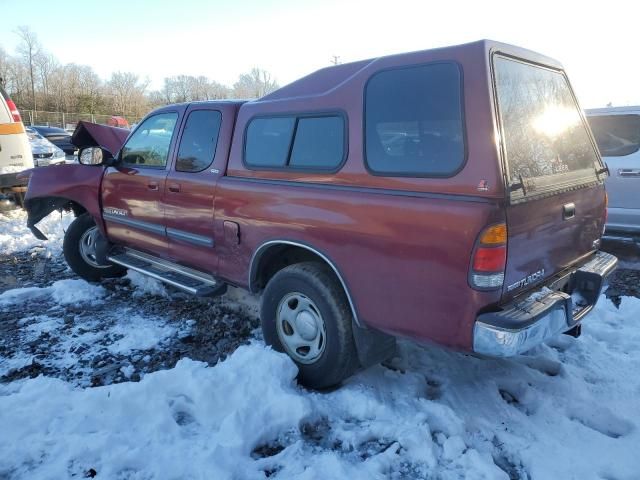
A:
[
  {"xmin": 1, "ymin": 210, "xmax": 640, "ymax": 479},
  {"xmin": 0, "ymin": 208, "xmax": 73, "ymax": 255}
]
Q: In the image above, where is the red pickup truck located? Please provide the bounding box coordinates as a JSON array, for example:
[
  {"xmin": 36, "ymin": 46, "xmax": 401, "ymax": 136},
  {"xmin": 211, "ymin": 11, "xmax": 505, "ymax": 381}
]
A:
[{"xmin": 23, "ymin": 40, "xmax": 617, "ymax": 389}]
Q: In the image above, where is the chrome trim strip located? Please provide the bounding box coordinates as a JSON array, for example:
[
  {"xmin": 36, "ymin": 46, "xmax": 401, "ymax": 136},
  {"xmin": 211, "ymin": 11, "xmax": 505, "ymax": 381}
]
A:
[
  {"xmin": 249, "ymin": 240, "xmax": 361, "ymax": 326},
  {"xmin": 166, "ymin": 227, "xmax": 214, "ymax": 248},
  {"xmin": 103, "ymin": 212, "xmax": 165, "ymax": 236}
]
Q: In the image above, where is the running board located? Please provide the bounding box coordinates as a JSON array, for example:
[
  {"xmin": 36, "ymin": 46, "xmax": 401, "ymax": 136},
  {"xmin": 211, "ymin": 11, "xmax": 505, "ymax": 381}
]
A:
[{"xmin": 107, "ymin": 248, "xmax": 227, "ymax": 297}]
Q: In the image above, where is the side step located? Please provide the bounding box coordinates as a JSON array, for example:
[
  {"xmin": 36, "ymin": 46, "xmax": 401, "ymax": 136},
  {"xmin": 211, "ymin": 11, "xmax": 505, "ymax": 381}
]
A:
[{"xmin": 107, "ymin": 248, "xmax": 227, "ymax": 297}]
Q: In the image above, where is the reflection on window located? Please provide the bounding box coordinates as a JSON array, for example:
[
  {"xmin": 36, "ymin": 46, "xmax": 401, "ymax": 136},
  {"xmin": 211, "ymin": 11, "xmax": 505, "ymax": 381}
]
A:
[
  {"xmin": 245, "ymin": 117, "xmax": 295, "ymax": 167},
  {"xmin": 176, "ymin": 110, "xmax": 222, "ymax": 172},
  {"xmin": 494, "ymin": 57, "xmax": 599, "ymax": 183},
  {"xmin": 121, "ymin": 112, "xmax": 178, "ymax": 167},
  {"xmin": 365, "ymin": 63, "xmax": 465, "ymax": 176},
  {"xmin": 289, "ymin": 116, "xmax": 344, "ymax": 169},
  {"xmin": 587, "ymin": 114, "xmax": 640, "ymax": 157}
]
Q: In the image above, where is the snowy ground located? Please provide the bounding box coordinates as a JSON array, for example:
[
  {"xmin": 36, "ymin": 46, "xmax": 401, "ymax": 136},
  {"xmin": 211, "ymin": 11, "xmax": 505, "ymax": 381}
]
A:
[{"xmin": 1, "ymin": 210, "xmax": 639, "ymax": 480}]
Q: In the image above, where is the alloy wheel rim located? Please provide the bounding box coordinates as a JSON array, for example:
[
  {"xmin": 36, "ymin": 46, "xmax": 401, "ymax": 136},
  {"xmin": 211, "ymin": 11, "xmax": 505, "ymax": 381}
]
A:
[{"xmin": 79, "ymin": 226, "xmax": 109, "ymax": 269}]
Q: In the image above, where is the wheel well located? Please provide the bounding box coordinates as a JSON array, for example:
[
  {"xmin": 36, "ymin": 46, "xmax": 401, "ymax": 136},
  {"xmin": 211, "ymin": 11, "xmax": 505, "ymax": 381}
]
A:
[
  {"xmin": 252, "ymin": 244, "xmax": 337, "ymax": 292},
  {"xmin": 24, "ymin": 196, "xmax": 88, "ymax": 224},
  {"xmin": 252, "ymin": 242, "xmax": 368, "ymax": 331}
]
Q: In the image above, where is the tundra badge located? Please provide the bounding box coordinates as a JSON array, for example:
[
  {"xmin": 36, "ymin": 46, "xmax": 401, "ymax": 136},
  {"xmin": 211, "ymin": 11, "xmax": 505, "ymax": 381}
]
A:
[{"xmin": 507, "ymin": 269, "xmax": 545, "ymax": 292}]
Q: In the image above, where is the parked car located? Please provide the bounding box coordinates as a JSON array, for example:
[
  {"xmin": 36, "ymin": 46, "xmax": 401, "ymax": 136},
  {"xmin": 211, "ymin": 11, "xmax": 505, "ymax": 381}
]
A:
[
  {"xmin": 31, "ymin": 125, "xmax": 78, "ymax": 159},
  {"xmin": 586, "ymin": 106, "xmax": 640, "ymax": 246},
  {"xmin": 0, "ymin": 84, "xmax": 33, "ymax": 209},
  {"xmin": 26, "ymin": 127, "xmax": 66, "ymax": 167},
  {"xmin": 23, "ymin": 40, "xmax": 617, "ymax": 389}
]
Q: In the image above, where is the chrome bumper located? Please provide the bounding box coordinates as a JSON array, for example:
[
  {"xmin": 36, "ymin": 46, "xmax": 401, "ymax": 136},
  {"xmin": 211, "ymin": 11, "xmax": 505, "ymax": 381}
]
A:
[{"xmin": 473, "ymin": 251, "xmax": 618, "ymax": 357}]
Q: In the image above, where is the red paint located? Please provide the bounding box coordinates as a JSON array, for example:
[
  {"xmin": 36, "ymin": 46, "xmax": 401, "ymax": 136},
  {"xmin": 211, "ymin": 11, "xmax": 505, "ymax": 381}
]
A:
[{"xmin": 24, "ymin": 40, "xmax": 607, "ymax": 352}]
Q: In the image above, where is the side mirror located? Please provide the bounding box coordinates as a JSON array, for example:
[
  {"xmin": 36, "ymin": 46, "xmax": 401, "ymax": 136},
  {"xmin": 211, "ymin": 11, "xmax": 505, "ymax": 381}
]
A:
[{"xmin": 78, "ymin": 147, "xmax": 114, "ymax": 166}]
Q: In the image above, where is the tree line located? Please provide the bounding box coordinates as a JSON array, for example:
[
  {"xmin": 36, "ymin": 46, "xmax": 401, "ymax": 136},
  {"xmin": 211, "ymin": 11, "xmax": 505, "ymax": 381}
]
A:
[{"xmin": 0, "ymin": 26, "xmax": 280, "ymax": 120}]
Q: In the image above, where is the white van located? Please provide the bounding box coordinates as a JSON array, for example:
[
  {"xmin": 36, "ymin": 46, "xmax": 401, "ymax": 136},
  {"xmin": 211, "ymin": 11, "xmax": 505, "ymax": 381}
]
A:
[{"xmin": 0, "ymin": 85, "xmax": 34, "ymax": 207}]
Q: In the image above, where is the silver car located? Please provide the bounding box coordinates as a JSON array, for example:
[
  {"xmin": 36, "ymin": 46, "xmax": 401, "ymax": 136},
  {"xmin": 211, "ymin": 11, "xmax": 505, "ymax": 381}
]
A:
[
  {"xmin": 587, "ymin": 106, "xmax": 640, "ymax": 245},
  {"xmin": 25, "ymin": 126, "xmax": 66, "ymax": 167}
]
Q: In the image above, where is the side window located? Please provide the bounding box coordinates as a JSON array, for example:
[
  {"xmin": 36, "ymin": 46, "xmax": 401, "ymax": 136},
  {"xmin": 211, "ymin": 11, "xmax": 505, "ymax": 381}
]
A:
[
  {"xmin": 365, "ymin": 63, "xmax": 465, "ymax": 176},
  {"xmin": 587, "ymin": 114, "xmax": 640, "ymax": 158},
  {"xmin": 176, "ymin": 110, "xmax": 222, "ymax": 172},
  {"xmin": 120, "ymin": 112, "xmax": 178, "ymax": 168},
  {"xmin": 245, "ymin": 114, "xmax": 345, "ymax": 170},
  {"xmin": 245, "ymin": 117, "xmax": 295, "ymax": 167},
  {"xmin": 289, "ymin": 116, "xmax": 344, "ymax": 168}
]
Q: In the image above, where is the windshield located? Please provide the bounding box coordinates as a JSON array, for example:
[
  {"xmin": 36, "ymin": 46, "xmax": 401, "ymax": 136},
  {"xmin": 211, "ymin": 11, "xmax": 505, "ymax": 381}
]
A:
[{"xmin": 494, "ymin": 56, "xmax": 600, "ymax": 193}]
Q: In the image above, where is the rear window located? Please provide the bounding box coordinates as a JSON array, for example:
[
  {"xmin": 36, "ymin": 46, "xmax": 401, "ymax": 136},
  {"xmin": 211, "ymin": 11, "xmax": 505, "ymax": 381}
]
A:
[
  {"xmin": 364, "ymin": 62, "xmax": 465, "ymax": 176},
  {"xmin": 245, "ymin": 114, "xmax": 345, "ymax": 170},
  {"xmin": 493, "ymin": 56, "xmax": 600, "ymax": 193},
  {"xmin": 587, "ymin": 114, "xmax": 640, "ymax": 157}
]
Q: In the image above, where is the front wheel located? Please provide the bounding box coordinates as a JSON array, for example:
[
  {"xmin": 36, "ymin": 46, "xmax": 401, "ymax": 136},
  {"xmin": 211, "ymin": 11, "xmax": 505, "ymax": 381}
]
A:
[
  {"xmin": 260, "ymin": 262, "xmax": 358, "ymax": 389},
  {"xmin": 63, "ymin": 214, "xmax": 126, "ymax": 282}
]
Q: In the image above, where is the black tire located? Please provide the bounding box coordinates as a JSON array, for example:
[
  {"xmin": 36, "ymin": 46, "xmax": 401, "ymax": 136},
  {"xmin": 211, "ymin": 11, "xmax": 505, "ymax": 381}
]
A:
[
  {"xmin": 63, "ymin": 214, "xmax": 125, "ymax": 282},
  {"xmin": 260, "ymin": 262, "xmax": 358, "ymax": 389}
]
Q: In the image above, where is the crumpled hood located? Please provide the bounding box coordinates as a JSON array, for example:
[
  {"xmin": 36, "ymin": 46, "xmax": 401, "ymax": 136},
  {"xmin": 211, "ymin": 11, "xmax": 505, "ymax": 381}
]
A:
[{"xmin": 71, "ymin": 121, "xmax": 130, "ymax": 155}]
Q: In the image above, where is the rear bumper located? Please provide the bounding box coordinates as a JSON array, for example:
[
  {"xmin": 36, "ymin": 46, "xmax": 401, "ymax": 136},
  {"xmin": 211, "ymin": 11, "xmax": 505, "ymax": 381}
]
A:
[{"xmin": 473, "ymin": 251, "xmax": 618, "ymax": 357}]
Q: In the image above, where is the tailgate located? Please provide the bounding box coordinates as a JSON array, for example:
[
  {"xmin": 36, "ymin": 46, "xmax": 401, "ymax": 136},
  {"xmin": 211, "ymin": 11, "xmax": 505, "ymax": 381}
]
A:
[
  {"xmin": 503, "ymin": 185, "xmax": 605, "ymax": 300},
  {"xmin": 492, "ymin": 54, "xmax": 607, "ymax": 300}
]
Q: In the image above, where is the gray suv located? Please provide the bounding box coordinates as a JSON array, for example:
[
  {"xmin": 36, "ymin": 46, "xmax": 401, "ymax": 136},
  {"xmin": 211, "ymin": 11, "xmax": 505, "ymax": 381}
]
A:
[{"xmin": 587, "ymin": 106, "xmax": 640, "ymax": 246}]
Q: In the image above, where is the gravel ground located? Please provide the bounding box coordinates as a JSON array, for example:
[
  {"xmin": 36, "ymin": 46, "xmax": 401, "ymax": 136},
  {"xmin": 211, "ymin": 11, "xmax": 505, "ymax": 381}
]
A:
[
  {"xmin": 0, "ymin": 248, "xmax": 260, "ymax": 387},
  {"xmin": 601, "ymin": 240, "xmax": 640, "ymax": 304}
]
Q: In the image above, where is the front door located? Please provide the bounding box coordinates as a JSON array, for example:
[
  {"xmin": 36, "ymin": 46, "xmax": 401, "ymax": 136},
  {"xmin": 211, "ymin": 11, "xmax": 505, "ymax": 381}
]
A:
[
  {"xmin": 101, "ymin": 110, "xmax": 181, "ymax": 257},
  {"xmin": 163, "ymin": 106, "xmax": 223, "ymax": 274}
]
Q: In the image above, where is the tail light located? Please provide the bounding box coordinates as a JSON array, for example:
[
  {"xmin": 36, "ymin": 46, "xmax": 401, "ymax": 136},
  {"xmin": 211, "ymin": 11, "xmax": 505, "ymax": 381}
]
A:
[
  {"xmin": 470, "ymin": 223, "xmax": 507, "ymax": 290},
  {"xmin": 6, "ymin": 98, "xmax": 21, "ymax": 123}
]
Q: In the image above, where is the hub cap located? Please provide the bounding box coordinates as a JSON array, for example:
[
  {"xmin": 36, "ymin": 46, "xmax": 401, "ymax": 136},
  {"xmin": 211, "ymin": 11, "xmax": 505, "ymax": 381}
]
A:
[
  {"xmin": 79, "ymin": 226, "xmax": 109, "ymax": 269},
  {"xmin": 276, "ymin": 292, "xmax": 326, "ymax": 364}
]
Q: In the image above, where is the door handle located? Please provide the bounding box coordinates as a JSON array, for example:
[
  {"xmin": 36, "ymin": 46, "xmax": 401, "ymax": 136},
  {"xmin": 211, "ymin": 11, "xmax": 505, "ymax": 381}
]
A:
[
  {"xmin": 168, "ymin": 183, "xmax": 181, "ymax": 193},
  {"xmin": 618, "ymin": 168, "xmax": 640, "ymax": 177},
  {"xmin": 147, "ymin": 181, "xmax": 159, "ymax": 191},
  {"xmin": 563, "ymin": 202, "xmax": 575, "ymax": 220}
]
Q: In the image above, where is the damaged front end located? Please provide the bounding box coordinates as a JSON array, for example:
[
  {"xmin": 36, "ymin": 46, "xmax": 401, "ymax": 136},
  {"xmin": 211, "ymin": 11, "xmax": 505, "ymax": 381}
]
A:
[{"xmin": 23, "ymin": 121, "xmax": 130, "ymax": 240}]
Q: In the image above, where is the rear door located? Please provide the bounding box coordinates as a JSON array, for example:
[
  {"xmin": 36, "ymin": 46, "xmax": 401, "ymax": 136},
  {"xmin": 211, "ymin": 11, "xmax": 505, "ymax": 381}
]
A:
[
  {"xmin": 101, "ymin": 110, "xmax": 181, "ymax": 257},
  {"xmin": 492, "ymin": 55, "xmax": 606, "ymax": 299},
  {"xmin": 163, "ymin": 104, "xmax": 226, "ymax": 274},
  {"xmin": 587, "ymin": 113, "xmax": 640, "ymax": 232}
]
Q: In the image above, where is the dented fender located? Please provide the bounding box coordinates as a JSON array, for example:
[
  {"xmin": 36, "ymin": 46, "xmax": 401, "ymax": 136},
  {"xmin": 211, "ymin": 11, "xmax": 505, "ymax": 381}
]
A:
[{"xmin": 24, "ymin": 164, "xmax": 106, "ymax": 240}]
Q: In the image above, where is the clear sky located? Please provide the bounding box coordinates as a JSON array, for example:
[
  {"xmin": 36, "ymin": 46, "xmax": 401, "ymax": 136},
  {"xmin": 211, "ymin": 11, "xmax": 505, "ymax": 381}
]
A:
[{"xmin": 0, "ymin": 0, "xmax": 638, "ymax": 108}]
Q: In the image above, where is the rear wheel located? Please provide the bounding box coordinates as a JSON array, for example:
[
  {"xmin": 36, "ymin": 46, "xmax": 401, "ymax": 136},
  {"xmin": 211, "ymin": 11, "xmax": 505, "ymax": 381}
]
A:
[
  {"xmin": 63, "ymin": 214, "xmax": 125, "ymax": 282},
  {"xmin": 260, "ymin": 262, "xmax": 358, "ymax": 389}
]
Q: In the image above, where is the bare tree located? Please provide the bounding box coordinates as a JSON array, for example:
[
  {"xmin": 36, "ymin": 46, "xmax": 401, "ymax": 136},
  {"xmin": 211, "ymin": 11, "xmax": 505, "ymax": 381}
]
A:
[
  {"xmin": 35, "ymin": 51, "xmax": 57, "ymax": 98},
  {"xmin": 0, "ymin": 46, "xmax": 9, "ymax": 87},
  {"xmin": 15, "ymin": 25, "xmax": 40, "ymax": 112},
  {"xmin": 107, "ymin": 71, "xmax": 149, "ymax": 117},
  {"xmin": 233, "ymin": 68, "xmax": 279, "ymax": 98}
]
